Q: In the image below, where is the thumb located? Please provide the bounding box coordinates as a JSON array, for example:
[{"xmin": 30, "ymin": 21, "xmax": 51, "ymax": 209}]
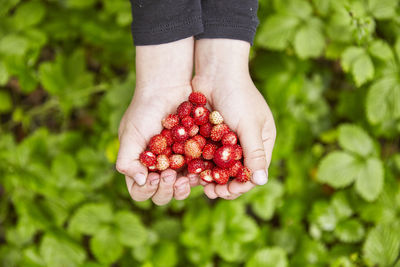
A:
[
  {"xmin": 237, "ymin": 123, "xmax": 268, "ymax": 185},
  {"xmin": 116, "ymin": 129, "xmax": 148, "ymax": 186}
]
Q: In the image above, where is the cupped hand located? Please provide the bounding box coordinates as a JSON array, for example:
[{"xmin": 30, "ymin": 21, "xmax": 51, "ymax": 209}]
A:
[{"xmin": 193, "ymin": 39, "xmax": 276, "ymax": 200}]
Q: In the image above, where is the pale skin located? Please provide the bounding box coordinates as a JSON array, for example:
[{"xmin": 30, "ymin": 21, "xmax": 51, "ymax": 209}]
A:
[{"xmin": 116, "ymin": 37, "xmax": 276, "ymax": 205}]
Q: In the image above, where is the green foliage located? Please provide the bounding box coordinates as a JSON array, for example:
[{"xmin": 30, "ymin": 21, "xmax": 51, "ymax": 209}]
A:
[{"xmin": 1, "ymin": 0, "xmax": 399, "ymax": 266}]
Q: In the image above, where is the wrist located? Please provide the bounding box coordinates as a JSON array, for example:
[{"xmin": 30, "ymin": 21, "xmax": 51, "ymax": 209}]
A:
[
  {"xmin": 135, "ymin": 37, "xmax": 194, "ymax": 88},
  {"xmin": 194, "ymin": 39, "xmax": 251, "ymax": 83}
]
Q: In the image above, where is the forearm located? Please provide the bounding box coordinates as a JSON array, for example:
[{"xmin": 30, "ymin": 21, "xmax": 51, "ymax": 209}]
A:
[{"xmin": 135, "ymin": 37, "xmax": 195, "ymax": 89}]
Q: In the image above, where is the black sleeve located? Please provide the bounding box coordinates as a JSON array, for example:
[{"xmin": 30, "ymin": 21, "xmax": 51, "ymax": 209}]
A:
[
  {"xmin": 129, "ymin": 0, "xmax": 204, "ymax": 46},
  {"xmin": 195, "ymin": 0, "xmax": 259, "ymax": 45}
]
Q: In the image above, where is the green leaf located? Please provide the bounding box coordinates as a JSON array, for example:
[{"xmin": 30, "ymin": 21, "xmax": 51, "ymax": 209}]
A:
[
  {"xmin": 334, "ymin": 219, "xmax": 365, "ymax": 243},
  {"xmin": 66, "ymin": 0, "xmax": 96, "ymax": 9},
  {"xmin": 256, "ymin": 14, "xmax": 299, "ymax": 50},
  {"xmin": 317, "ymin": 152, "xmax": 362, "ymax": 188},
  {"xmin": 0, "ymin": 35, "xmax": 29, "ymax": 56},
  {"xmin": 395, "ymin": 37, "xmax": 400, "ymax": 62},
  {"xmin": 0, "ymin": 61, "xmax": 9, "ymax": 85},
  {"xmin": 68, "ymin": 203, "xmax": 113, "ymax": 235},
  {"xmin": 40, "ymin": 234, "xmax": 86, "ymax": 267},
  {"xmin": 0, "ymin": 90, "xmax": 12, "ymax": 114},
  {"xmin": 294, "ymin": 21, "xmax": 325, "ymax": 59},
  {"xmin": 246, "ymin": 247, "xmax": 288, "ymax": 267},
  {"xmin": 352, "ymin": 53, "xmax": 374, "ymax": 87},
  {"xmin": 369, "ymin": 40, "xmax": 394, "ymax": 61},
  {"xmin": 331, "ymin": 192, "xmax": 353, "ymax": 220},
  {"xmin": 363, "ymin": 222, "xmax": 400, "ymax": 266},
  {"xmin": 90, "ymin": 226, "xmax": 123, "ymax": 265},
  {"xmin": 152, "ymin": 242, "xmax": 178, "ymax": 267},
  {"xmin": 368, "ymin": 0, "xmax": 398, "ymax": 19},
  {"xmin": 249, "ymin": 179, "xmax": 284, "ymax": 220},
  {"xmin": 13, "ymin": 1, "xmax": 46, "ymax": 29},
  {"xmin": 309, "ymin": 201, "xmax": 338, "ymax": 231},
  {"xmin": 341, "ymin": 47, "xmax": 364, "ymax": 72},
  {"xmin": 114, "ymin": 211, "xmax": 147, "ymax": 248},
  {"xmin": 338, "ymin": 124, "xmax": 374, "ymax": 157},
  {"xmin": 355, "ymin": 157, "xmax": 384, "ymax": 202}
]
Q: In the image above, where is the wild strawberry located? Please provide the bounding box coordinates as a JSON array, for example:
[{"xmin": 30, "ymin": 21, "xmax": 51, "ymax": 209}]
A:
[
  {"xmin": 189, "ymin": 91, "xmax": 207, "ymax": 106},
  {"xmin": 169, "ymin": 154, "xmax": 185, "ymax": 170},
  {"xmin": 156, "ymin": 154, "xmax": 170, "ymax": 171},
  {"xmin": 188, "ymin": 159, "xmax": 205, "ymax": 174},
  {"xmin": 188, "ymin": 125, "xmax": 199, "ymax": 137},
  {"xmin": 172, "ymin": 142, "xmax": 185, "ymax": 154},
  {"xmin": 200, "ymin": 170, "xmax": 213, "ymax": 183},
  {"xmin": 161, "ymin": 129, "xmax": 173, "ymax": 146},
  {"xmin": 233, "ymin": 144, "xmax": 243, "ymax": 160},
  {"xmin": 171, "ymin": 125, "xmax": 189, "ymax": 142},
  {"xmin": 199, "ymin": 122, "xmax": 213, "ymax": 138},
  {"xmin": 162, "ymin": 114, "xmax": 179, "ymax": 129},
  {"xmin": 192, "ymin": 106, "xmax": 210, "ymax": 125},
  {"xmin": 148, "ymin": 165, "xmax": 156, "ymax": 171},
  {"xmin": 185, "ymin": 155, "xmax": 194, "ymax": 165},
  {"xmin": 202, "ymin": 143, "xmax": 217, "ymax": 160},
  {"xmin": 184, "ymin": 139, "xmax": 202, "ymax": 158},
  {"xmin": 177, "ymin": 101, "xmax": 193, "ymax": 118},
  {"xmin": 221, "ymin": 131, "xmax": 237, "ymax": 145},
  {"xmin": 209, "ymin": 111, "xmax": 224, "ymax": 125},
  {"xmin": 236, "ymin": 166, "xmax": 251, "ymax": 182},
  {"xmin": 181, "ymin": 116, "xmax": 194, "ymax": 129},
  {"xmin": 228, "ymin": 161, "xmax": 243, "ymax": 177},
  {"xmin": 139, "ymin": 151, "xmax": 157, "ymax": 167},
  {"xmin": 161, "ymin": 147, "xmax": 172, "ymax": 157},
  {"xmin": 203, "ymin": 160, "xmax": 215, "ymax": 170},
  {"xmin": 192, "ymin": 135, "xmax": 206, "ymax": 149},
  {"xmin": 210, "ymin": 124, "xmax": 230, "ymax": 141},
  {"xmin": 212, "ymin": 167, "xmax": 229, "ymax": 185},
  {"xmin": 213, "ymin": 145, "xmax": 236, "ymax": 168},
  {"xmin": 149, "ymin": 134, "xmax": 168, "ymax": 155}
]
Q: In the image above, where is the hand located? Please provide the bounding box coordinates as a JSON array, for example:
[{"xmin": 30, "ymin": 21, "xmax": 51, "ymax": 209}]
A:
[
  {"xmin": 193, "ymin": 39, "xmax": 276, "ymax": 200},
  {"xmin": 116, "ymin": 38, "xmax": 199, "ymax": 205}
]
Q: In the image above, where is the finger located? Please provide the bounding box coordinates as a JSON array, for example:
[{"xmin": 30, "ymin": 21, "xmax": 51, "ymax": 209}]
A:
[
  {"xmin": 174, "ymin": 177, "xmax": 191, "ymax": 200},
  {"xmin": 199, "ymin": 179, "xmax": 209, "ymax": 186},
  {"xmin": 187, "ymin": 173, "xmax": 201, "ymax": 187},
  {"xmin": 128, "ymin": 173, "xmax": 160, "ymax": 201},
  {"xmin": 215, "ymin": 184, "xmax": 231, "ymax": 198},
  {"xmin": 203, "ymin": 183, "xmax": 218, "ymax": 199},
  {"xmin": 228, "ymin": 180, "xmax": 255, "ymax": 195},
  {"xmin": 262, "ymin": 118, "xmax": 277, "ymax": 168},
  {"xmin": 152, "ymin": 169, "xmax": 177, "ymax": 205},
  {"xmin": 116, "ymin": 129, "xmax": 148, "ymax": 186},
  {"xmin": 237, "ymin": 123, "xmax": 268, "ymax": 185}
]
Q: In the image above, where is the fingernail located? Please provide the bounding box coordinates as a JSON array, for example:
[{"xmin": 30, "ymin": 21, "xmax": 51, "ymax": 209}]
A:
[
  {"xmin": 189, "ymin": 176, "xmax": 198, "ymax": 183},
  {"xmin": 163, "ymin": 175, "xmax": 175, "ymax": 184},
  {"xmin": 252, "ymin": 170, "xmax": 268, "ymax": 185},
  {"xmin": 127, "ymin": 178, "xmax": 134, "ymax": 194},
  {"xmin": 150, "ymin": 178, "xmax": 159, "ymax": 186},
  {"xmin": 135, "ymin": 173, "xmax": 146, "ymax": 186},
  {"xmin": 176, "ymin": 182, "xmax": 188, "ymax": 191}
]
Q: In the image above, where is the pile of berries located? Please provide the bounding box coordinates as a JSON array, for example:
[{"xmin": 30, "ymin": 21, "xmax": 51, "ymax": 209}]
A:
[{"xmin": 139, "ymin": 92, "xmax": 251, "ymax": 185}]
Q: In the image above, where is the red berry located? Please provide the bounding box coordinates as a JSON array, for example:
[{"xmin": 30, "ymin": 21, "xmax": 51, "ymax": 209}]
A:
[
  {"xmin": 139, "ymin": 151, "xmax": 157, "ymax": 167},
  {"xmin": 161, "ymin": 147, "xmax": 173, "ymax": 157},
  {"xmin": 185, "ymin": 155, "xmax": 194, "ymax": 165},
  {"xmin": 236, "ymin": 166, "xmax": 251, "ymax": 182},
  {"xmin": 171, "ymin": 125, "xmax": 189, "ymax": 142},
  {"xmin": 233, "ymin": 144, "xmax": 243, "ymax": 160},
  {"xmin": 172, "ymin": 142, "xmax": 185, "ymax": 154},
  {"xmin": 200, "ymin": 170, "xmax": 213, "ymax": 183},
  {"xmin": 177, "ymin": 101, "xmax": 193, "ymax": 118},
  {"xmin": 192, "ymin": 106, "xmax": 210, "ymax": 125},
  {"xmin": 156, "ymin": 154, "xmax": 170, "ymax": 171},
  {"xmin": 188, "ymin": 125, "xmax": 199, "ymax": 137},
  {"xmin": 162, "ymin": 114, "xmax": 179, "ymax": 129},
  {"xmin": 188, "ymin": 159, "xmax": 205, "ymax": 174},
  {"xmin": 212, "ymin": 167, "xmax": 229, "ymax": 185},
  {"xmin": 189, "ymin": 91, "xmax": 207, "ymax": 106},
  {"xmin": 192, "ymin": 135, "xmax": 206, "ymax": 149},
  {"xmin": 184, "ymin": 139, "xmax": 202, "ymax": 158},
  {"xmin": 181, "ymin": 116, "xmax": 194, "ymax": 129},
  {"xmin": 228, "ymin": 161, "xmax": 243, "ymax": 177},
  {"xmin": 169, "ymin": 154, "xmax": 185, "ymax": 170},
  {"xmin": 199, "ymin": 122, "xmax": 213, "ymax": 138},
  {"xmin": 202, "ymin": 143, "xmax": 217, "ymax": 160},
  {"xmin": 161, "ymin": 129, "xmax": 173, "ymax": 146},
  {"xmin": 213, "ymin": 145, "xmax": 236, "ymax": 168},
  {"xmin": 203, "ymin": 160, "xmax": 215, "ymax": 170},
  {"xmin": 210, "ymin": 124, "xmax": 230, "ymax": 141},
  {"xmin": 221, "ymin": 131, "xmax": 238, "ymax": 145},
  {"xmin": 149, "ymin": 135, "xmax": 168, "ymax": 155}
]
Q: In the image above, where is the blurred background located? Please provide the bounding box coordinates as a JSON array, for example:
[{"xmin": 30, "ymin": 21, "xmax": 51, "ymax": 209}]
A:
[{"xmin": 0, "ymin": 0, "xmax": 400, "ymax": 266}]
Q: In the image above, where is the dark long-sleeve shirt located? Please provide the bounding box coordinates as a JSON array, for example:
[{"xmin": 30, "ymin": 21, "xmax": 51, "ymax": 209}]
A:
[{"xmin": 129, "ymin": 0, "xmax": 259, "ymax": 45}]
